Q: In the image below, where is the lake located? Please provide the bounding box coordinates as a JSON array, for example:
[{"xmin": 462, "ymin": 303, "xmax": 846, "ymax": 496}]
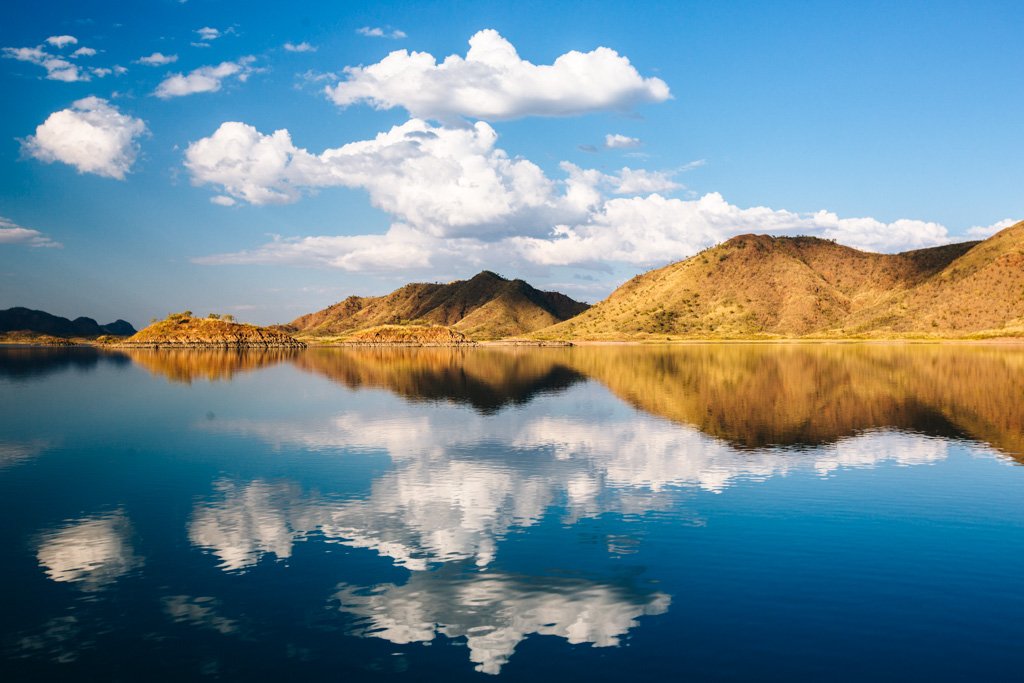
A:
[{"xmin": 2, "ymin": 344, "xmax": 1023, "ymax": 681}]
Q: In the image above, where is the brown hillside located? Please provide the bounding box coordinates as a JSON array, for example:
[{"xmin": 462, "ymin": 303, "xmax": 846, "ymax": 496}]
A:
[
  {"xmin": 290, "ymin": 271, "xmax": 589, "ymax": 341},
  {"xmin": 840, "ymin": 221, "xmax": 1024, "ymax": 335},
  {"xmin": 122, "ymin": 313, "xmax": 305, "ymax": 347},
  {"xmin": 533, "ymin": 226, "xmax": 1024, "ymax": 339}
]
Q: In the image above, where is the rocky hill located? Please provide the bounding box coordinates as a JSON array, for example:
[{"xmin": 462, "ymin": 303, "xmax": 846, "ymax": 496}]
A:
[
  {"xmin": 535, "ymin": 221, "xmax": 1024, "ymax": 339},
  {"xmin": 0, "ymin": 307, "xmax": 136, "ymax": 338},
  {"xmin": 119, "ymin": 313, "xmax": 305, "ymax": 348},
  {"xmin": 290, "ymin": 271, "xmax": 589, "ymax": 341}
]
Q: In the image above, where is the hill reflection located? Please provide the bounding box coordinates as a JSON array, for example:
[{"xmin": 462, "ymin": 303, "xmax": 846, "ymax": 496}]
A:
[
  {"xmin": 123, "ymin": 348, "xmax": 301, "ymax": 383},
  {"xmin": 294, "ymin": 347, "xmax": 586, "ymax": 413},
  {"xmin": 565, "ymin": 344, "xmax": 1024, "ymax": 460}
]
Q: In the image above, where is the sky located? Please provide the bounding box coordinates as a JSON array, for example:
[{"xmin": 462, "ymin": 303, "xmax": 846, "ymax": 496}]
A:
[{"xmin": 1, "ymin": 0, "xmax": 1021, "ymax": 327}]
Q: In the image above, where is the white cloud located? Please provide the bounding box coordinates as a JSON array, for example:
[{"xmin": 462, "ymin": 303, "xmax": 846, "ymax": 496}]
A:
[
  {"xmin": 356, "ymin": 26, "xmax": 406, "ymax": 39},
  {"xmin": 605, "ymin": 133, "xmax": 640, "ymax": 149},
  {"xmin": 46, "ymin": 35, "xmax": 78, "ymax": 48},
  {"xmin": 136, "ymin": 51, "xmax": 178, "ymax": 66},
  {"xmin": 512, "ymin": 192, "xmax": 954, "ymax": 266},
  {"xmin": 2, "ymin": 46, "xmax": 89, "ymax": 82},
  {"xmin": 21, "ymin": 97, "xmax": 147, "ymax": 179},
  {"xmin": 210, "ymin": 195, "xmax": 236, "ymax": 206},
  {"xmin": 184, "ymin": 118, "xmax": 591, "ymax": 236},
  {"xmin": 91, "ymin": 67, "xmax": 111, "ymax": 78},
  {"xmin": 72, "ymin": 47, "xmax": 96, "ymax": 57},
  {"xmin": 188, "ymin": 119, "xmax": 959, "ymax": 271},
  {"xmin": 326, "ymin": 29, "xmax": 670, "ymax": 121},
  {"xmin": 612, "ymin": 167, "xmax": 681, "ymax": 194},
  {"xmin": 283, "ymin": 41, "xmax": 316, "ymax": 53},
  {"xmin": 966, "ymin": 217, "xmax": 1018, "ymax": 239},
  {"xmin": 195, "ymin": 26, "xmax": 221, "ymax": 41},
  {"xmin": 0, "ymin": 218, "xmax": 61, "ymax": 248},
  {"xmin": 154, "ymin": 57, "xmax": 257, "ymax": 98}
]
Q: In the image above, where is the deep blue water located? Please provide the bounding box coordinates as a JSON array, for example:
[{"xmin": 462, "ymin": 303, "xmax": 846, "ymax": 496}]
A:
[{"xmin": 1, "ymin": 345, "xmax": 1023, "ymax": 681}]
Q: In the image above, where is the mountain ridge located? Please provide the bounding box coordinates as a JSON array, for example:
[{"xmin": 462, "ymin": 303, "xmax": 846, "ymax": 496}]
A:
[
  {"xmin": 0, "ymin": 307, "xmax": 136, "ymax": 338},
  {"xmin": 289, "ymin": 271, "xmax": 590, "ymax": 341},
  {"xmin": 533, "ymin": 221, "xmax": 1024, "ymax": 340}
]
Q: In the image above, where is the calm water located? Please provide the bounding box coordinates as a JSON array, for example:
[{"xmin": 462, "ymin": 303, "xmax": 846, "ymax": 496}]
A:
[{"xmin": 2, "ymin": 344, "xmax": 1023, "ymax": 681}]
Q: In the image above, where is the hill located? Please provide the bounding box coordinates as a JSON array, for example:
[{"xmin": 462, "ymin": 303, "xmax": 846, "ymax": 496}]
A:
[
  {"xmin": 289, "ymin": 271, "xmax": 589, "ymax": 341},
  {"xmin": 119, "ymin": 312, "xmax": 305, "ymax": 348},
  {"xmin": 535, "ymin": 221, "xmax": 1024, "ymax": 339},
  {"xmin": 0, "ymin": 307, "xmax": 136, "ymax": 338}
]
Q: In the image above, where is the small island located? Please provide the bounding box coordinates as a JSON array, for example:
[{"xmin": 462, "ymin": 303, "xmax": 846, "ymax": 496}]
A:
[{"xmin": 116, "ymin": 312, "xmax": 305, "ymax": 348}]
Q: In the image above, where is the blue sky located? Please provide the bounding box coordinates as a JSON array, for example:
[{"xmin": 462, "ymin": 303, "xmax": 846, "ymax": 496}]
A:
[{"xmin": 1, "ymin": 0, "xmax": 1021, "ymax": 326}]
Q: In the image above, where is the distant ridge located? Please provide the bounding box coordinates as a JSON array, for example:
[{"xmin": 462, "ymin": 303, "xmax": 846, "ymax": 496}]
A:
[
  {"xmin": 535, "ymin": 220, "xmax": 1024, "ymax": 339},
  {"xmin": 0, "ymin": 307, "xmax": 136, "ymax": 338},
  {"xmin": 290, "ymin": 271, "xmax": 590, "ymax": 341}
]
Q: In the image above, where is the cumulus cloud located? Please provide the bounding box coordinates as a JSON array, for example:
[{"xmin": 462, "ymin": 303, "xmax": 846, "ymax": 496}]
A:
[
  {"xmin": 21, "ymin": 97, "xmax": 147, "ymax": 179},
  {"xmin": 0, "ymin": 217, "xmax": 61, "ymax": 248},
  {"xmin": 2, "ymin": 45, "xmax": 89, "ymax": 82},
  {"xmin": 184, "ymin": 118, "xmax": 592, "ymax": 236},
  {"xmin": 72, "ymin": 47, "xmax": 96, "ymax": 57},
  {"xmin": 325, "ymin": 29, "xmax": 670, "ymax": 121},
  {"xmin": 195, "ymin": 26, "xmax": 221, "ymax": 41},
  {"xmin": 605, "ymin": 133, "xmax": 640, "ymax": 149},
  {"xmin": 966, "ymin": 217, "xmax": 1019, "ymax": 239},
  {"xmin": 188, "ymin": 119, "xmax": 960, "ymax": 271},
  {"xmin": 46, "ymin": 35, "xmax": 77, "ymax": 48},
  {"xmin": 612, "ymin": 167, "xmax": 681, "ymax": 194},
  {"xmin": 512, "ymin": 192, "xmax": 954, "ymax": 266},
  {"xmin": 136, "ymin": 51, "xmax": 177, "ymax": 66},
  {"xmin": 210, "ymin": 195, "xmax": 236, "ymax": 207},
  {"xmin": 154, "ymin": 57, "xmax": 257, "ymax": 98},
  {"xmin": 283, "ymin": 41, "xmax": 316, "ymax": 53},
  {"xmin": 356, "ymin": 26, "xmax": 406, "ymax": 39}
]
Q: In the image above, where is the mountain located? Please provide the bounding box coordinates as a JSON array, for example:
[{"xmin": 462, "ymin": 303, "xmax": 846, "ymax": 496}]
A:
[
  {"xmin": 535, "ymin": 221, "xmax": 1024, "ymax": 339},
  {"xmin": 290, "ymin": 271, "xmax": 590, "ymax": 341},
  {"xmin": 0, "ymin": 307, "xmax": 137, "ymax": 337}
]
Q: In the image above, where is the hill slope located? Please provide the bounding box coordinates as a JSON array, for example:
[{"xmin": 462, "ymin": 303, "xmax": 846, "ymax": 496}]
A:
[
  {"xmin": 121, "ymin": 313, "xmax": 304, "ymax": 347},
  {"xmin": 290, "ymin": 271, "xmax": 589, "ymax": 341},
  {"xmin": 535, "ymin": 222, "xmax": 1024, "ymax": 339},
  {"xmin": 0, "ymin": 307, "xmax": 136, "ymax": 337}
]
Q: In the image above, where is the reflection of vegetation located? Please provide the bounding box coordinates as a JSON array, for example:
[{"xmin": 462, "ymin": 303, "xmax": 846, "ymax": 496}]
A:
[
  {"xmin": 294, "ymin": 347, "xmax": 585, "ymax": 413},
  {"xmin": 125, "ymin": 348, "xmax": 301, "ymax": 384},
  {"xmin": 564, "ymin": 344, "xmax": 1024, "ymax": 461}
]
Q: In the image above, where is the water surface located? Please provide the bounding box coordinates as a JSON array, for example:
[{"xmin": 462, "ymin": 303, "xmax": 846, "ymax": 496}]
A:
[{"xmin": 2, "ymin": 344, "xmax": 1023, "ymax": 681}]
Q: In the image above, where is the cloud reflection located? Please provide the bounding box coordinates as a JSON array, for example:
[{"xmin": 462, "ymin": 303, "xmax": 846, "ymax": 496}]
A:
[
  {"xmin": 336, "ymin": 567, "xmax": 670, "ymax": 675},
  {"xmin": 36, "ymin": 509, "xmax": 142, "ymax": 589}
]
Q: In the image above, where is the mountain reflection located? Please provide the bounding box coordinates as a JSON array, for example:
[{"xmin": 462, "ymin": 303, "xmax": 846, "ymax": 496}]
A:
[
  {"xmin": 336, "ymin": 564, "xmax": 670, "ymax": 675},
  {"xmin": 124, "ymin": 348, "xmax": 300, "ymax": 383},
  {"xmin": 294, "ymin": 347, "xmax": 586, "ymax": 413},
  {"xmin": 275, "ymin": 344, "xmax": 1024, "ymax": 460},
  {"xmin": 0, "ymin": 347, "xmax": 128, "ymax": 380}
]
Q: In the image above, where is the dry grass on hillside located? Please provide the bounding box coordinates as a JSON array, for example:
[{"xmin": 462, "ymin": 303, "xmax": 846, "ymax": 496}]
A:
[{"xmin": 534, "ymin": 221, "xmax": 1024, "ymax": 340}]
